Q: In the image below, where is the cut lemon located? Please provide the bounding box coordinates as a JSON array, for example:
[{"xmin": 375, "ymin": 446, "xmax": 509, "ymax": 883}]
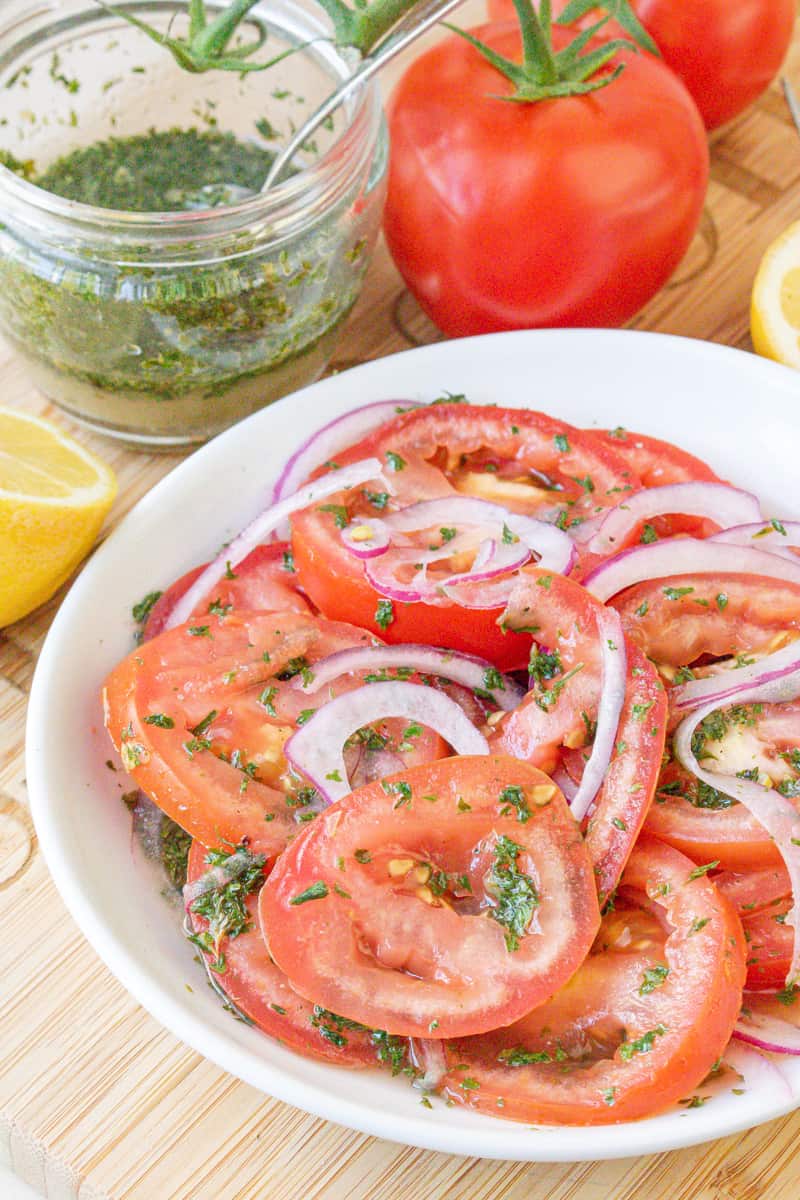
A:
[
  {"xmin": 0, "ymin": 407, "xmax": 117, "ymax": 627},
  {"xmin": 751, "ymin": 219, "xmax": 800, "ymax": 369}
]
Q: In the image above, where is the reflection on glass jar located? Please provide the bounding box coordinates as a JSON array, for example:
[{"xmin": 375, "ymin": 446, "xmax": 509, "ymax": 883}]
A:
[{"xmin": 0, "ymin": 0, "xmax": 387, "ymax": 448}]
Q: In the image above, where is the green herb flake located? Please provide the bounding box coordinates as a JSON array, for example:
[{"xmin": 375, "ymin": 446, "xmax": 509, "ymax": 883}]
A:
[
  {"xmin": 188, "ymin": 625, "xmax": 211, "ymax": 638},
  {"xmin": 385, "ymin": 451, "xmax": 406, "ymax": 472},
  {"xmin": 143, "ymin": 712, "xmax": 174, "ymax": 728},
  {"xmin": 618, "ymin": 1024, "xmax": 667, "ymax": 1061},
  {"xmin": 488, "ymin": 835, "xmax": 539, "ymax": 952},
  {"xmin": 498, "ymin": 784, "xmax": 532, "ymax": 824},
  {"xmin": 640, "ymin": 523, "xmax": 658, "ymax": 544},
  {"xmin": 639, "ymin": 964, "xmax": 669, "ymax": 995},
  {"xmin": 318, "ymin": 503, "xmax": 349, "ymax": 529},
  {"xmin": 687, "ymin": 860, "xmax": 720, "ymax": 881},
  {"xmin": 663, "ymin": 586, "xmax": 695, "ymax": 601},
  {"xmin": 289, "ymin": 881, "xmax": 329, "ymax": 905},
  {"xmin": 375, "ymin": 598, "xmax": 395, "ymax": 631},
  {"xmin": 554, "ymin": 433, "xmax": 570, "ymax": 453}
]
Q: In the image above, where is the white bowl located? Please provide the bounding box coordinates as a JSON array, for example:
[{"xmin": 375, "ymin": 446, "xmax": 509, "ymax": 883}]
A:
[{"xmin": 27, "ymin": 329, "xmax": 800, "ymax": 1161}]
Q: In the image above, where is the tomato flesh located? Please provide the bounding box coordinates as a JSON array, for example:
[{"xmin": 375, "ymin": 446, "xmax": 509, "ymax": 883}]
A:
[
  {"xmin": 259, "ymin": 755, "xmax": 600, "ymax": 1038},
  {"xmin": 489, "ymin": 570, "xmax": 667, "ymax": 902},
  {"xmin": 437, "ymin": 838, "xmax": 745, "ymax": 1124},
  {"xmin": 291, "ymin": 404, "xmax": 638, "ymax": 669},
  {"xmin": 144, "ymin": 542, "xmax": 311, "ymax": 639},
  {"xmin": 103, "ymin": 611, "xmax": 449, "ymax": 856},
  {"xmin": 186, "ymin": 840, "xmax": 408, "ymax": 1068}
]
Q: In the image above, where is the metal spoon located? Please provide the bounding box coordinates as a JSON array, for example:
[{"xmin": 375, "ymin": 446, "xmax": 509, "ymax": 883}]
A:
[{"xmin": 260, "ymin": 0, "xmax": 466, "ymax": 191}]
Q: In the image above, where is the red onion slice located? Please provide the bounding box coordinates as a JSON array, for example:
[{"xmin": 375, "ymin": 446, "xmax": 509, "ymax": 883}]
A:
[
  {"xmin": 734, "ymin": 1010, "xmax": 800, "ymax": 1057},
  {"xmin": 292, "ymin": 644, "xmax": 526, "ymax": 710},
  {"xmin": 674, "ymin": 686, "xmax": 800, "ymax": 986},
  {"xmin": 409, "ymin": 1039, "xmax": 447, "ymax": 1089},
  {"xmin": 723, "ymin": 1041, "xmax": 794, "ymax": 1102},
  {"xmin": 341, "ymin": 518, "xmax": 391, "ymax": 559},
  {"xmin": 584, "ymin": 539, "xmax": 800, "ymax": 603},
  {"xmin": 385, "ymin": 498, "xmax": 575, "ymax": 575},
  {"xmin": 587, "ymin": 482, "xmax": 762, "ymax": 555},
  {"xmin": 710, "ymin": 521, "xmax": 800, "ymax": 562},
  {"xmin": 361, "ymin": 497, "xmax": 575, "ymax": 606},
  {"xmin": 272, "ymin": 400, "xmax": 421, "ymax": 505},
  {"xmin": 569, "ymin": 609, "xmax": 627, "ymax": 822},
  {"xmin": 673, "ymin": 638, "xmax": 800, "ymax": 712},
  {"xmin": 284, "ymin": 680, "xmax": 489, "ymax": 803},
  {"xmin": 165, "ymin": 458, "xmax": 385, "ymax": 630}
]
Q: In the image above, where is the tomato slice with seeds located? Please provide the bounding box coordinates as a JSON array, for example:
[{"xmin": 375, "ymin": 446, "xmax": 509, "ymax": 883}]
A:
[
  {"xmin": 103, "ymin": 611, "xmax": 449, "ymax": 857},
  {"xmin": 613, "ymin": 575, "xmax": 800, "ymax": 667},
  {"xmin": 290, "ymin": 403, "xmax": 639, "ymax": 668},
  {"xmin": 259, "ymin": 755, "xmax": 600, "ymax": 1038},
  {"xmin": 489, "ymin": 570, "xmax": 667, "ymax": 904},
  {"xmin": 185, "ymin": 840, "xmax": 408, "ymax": 1068},
  {"xmin": 436, "ymin": 837, "xmax": 745, "ymax": 1125},
  {"xmin": 611, "ymin": 576, "xmax": 800, "ymax": 870},
  {"xmin": 144, "ymin": 542, "xmax": 312, "ymax": 640}
]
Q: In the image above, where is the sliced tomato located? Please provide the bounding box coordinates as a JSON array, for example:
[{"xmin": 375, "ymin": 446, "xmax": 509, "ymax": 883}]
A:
[
  {"xmin": 259, "ymin": 755, "xmax": 600, "ymax": 1038},
  {"xmin": 741, "ymin": 899, "xmax": 792, "ymax": 990},
  {"xmin": 611, "ymin": 576, "xmax": 800, "ymax": 869},
  {"xmin": 290, "ymin": 403, "xmax": 639, "ymax": 668},
  {"xmin": 489, "ymin": 570, "xmax": 667, "ymax": 903},
  {"xmin": 613, "ymin": 575, "xmax": 800, "ymax": 667},
  {"xmin": 144, "ymin": 542, "xmax": 311, "ymax": 639},
  {"xmin": 437, "ymin": 837, "xmax": 745, "ymax": 1124},
  {"xmin": 715, "ymin": 865, "xmax": 792, "ymax": 915},
  {"xmin": 103, "ymin": 611, "xmax": 449, "ymax": 857},
  {"xmin": 185, "ymin": 840, "xmax": 408, "ymax": 1068},
  {"xmin": 586, "ymin": 428, "xmax": 721, "ymax": 488}
]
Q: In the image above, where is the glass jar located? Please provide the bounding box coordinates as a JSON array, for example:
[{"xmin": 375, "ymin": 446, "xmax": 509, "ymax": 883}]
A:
[{"xmin": 0, "ymin": 1, "xmax": 387, "ymax": 448}]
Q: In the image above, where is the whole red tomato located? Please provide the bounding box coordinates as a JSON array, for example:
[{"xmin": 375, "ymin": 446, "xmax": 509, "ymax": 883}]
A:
[
  {"xmin": 487, "ymin": 0, "xmax": 796, "ymax": 129},
  {"xmin": 383, "ymin": 24, "xmax": 708, "ymax": 336}
]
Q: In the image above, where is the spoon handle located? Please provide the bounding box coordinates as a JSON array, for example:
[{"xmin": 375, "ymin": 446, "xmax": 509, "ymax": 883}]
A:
[{"xmin": 261, "ymin": 0, "xmax": 466, "ymax": 191}]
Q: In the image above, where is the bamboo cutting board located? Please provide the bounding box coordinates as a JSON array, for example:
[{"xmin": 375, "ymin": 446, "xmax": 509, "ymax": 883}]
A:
[{"xmin": 5, "ymin": 18, "xmax": 800, "ymax": 1197}]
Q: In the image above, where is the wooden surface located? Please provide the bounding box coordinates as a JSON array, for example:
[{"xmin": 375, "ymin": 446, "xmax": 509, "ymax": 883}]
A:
[{"xmin": 5, "ymin": 16, "xmax": 800, "ymax": 1198}]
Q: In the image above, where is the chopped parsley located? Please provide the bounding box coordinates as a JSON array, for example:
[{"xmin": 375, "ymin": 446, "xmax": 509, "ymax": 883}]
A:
[
  {"xmin": 289, "ymin": 881, "xmax": 329, "ymax": 905},
  {"xmin": 318, "ymin": 503, "xmax": 349, "ymax": 529},
  {"xmin": 375, "ymin": 598, "xmax": 395, "ymax": 630},
  {"xmin": 640, "ymin": 523, "xmax": 658, "ymax": 544},
  {"xmin": 143, "ymin": 712, "xmax": 174, "ymax": 728},
  {"xmin": 619, "ymin": 1024, "xmax": 666, "ymax": 1060},
  {"xmin": 534, "ymin": 663, "xmax": 584, "ymax": 711},
  {"xmin": 385, "ymin": 450, "xmax": 406, "ymax": 471},
  {"xmin": 554, "ymin": 434, "xmax": 570, "ymax": 453},
  {"xmin": 639, "ymin": 964, "xmax": 669, "ymax": 995},
  {"xmin": 663, "ymin": 586, "xmax": 695, "ymax": 601},
  {"xmin": 188, "ymin": 845, "xmax": 266, "ymax": 970},
  {"xmin": 488, "ymin": 835, "xmax": 539, "ymax": 952},
  {"xmin": 498, "ymin": 785, "xmax": 532, "ymax": 824}
]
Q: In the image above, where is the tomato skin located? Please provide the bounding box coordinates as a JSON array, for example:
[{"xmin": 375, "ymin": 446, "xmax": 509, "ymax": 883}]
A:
[
  {"xmin": 586, "ymin": 429, "xmax": 720, "ymax": 488},
  {"xmin": 486, "ymin": 0, "xmax": 795, "ymax": 130},
  {"xmin": 489, "ymin": 570, "xmax": 667, "ymax": 902},
  {"xmin": 614, "ymin": 575, "xmax": 800, "ymax": 668},
  {"xmin": 103, "ymin": 611, "xmax": 448, "ymax": 856},
  {"xmin": 438, "ymin": 837, "xmax": 746, "ymax": 1124},
  {"xmin": 259, "ymin": 755, "xmax": 600, "ymax": 1038},
  {"xmin": 384, "ymin": 24, "xmax": 708, "ymax": 335},
  {"xmin": 291, "ymin": 404, "xmax": 637, "ymax": 669},
  {"xmin": 634, "ymin": 0, "xmax": 795, "ymax": 130},
  {"xmin": 185, "ymin": 841, "xmax": 400, "ymax": 1067},
  {"xmin": 143, "ymin": 542, "xmax": 311, "ymax": 639}
]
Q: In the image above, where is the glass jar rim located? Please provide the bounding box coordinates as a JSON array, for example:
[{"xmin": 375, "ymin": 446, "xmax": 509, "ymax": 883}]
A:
[{"xmin": 0, "ymin": 0, "xmax": 382, "ymax": 242}]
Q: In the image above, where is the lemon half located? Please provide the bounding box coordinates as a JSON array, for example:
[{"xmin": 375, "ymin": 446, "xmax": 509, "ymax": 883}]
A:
[
  {"xmin": 751, "ymin": 219, "xmax": 800, "ymax": 369},
  {"xmin": 0, "ymin": 407, "xmax": 117, "ymax": 626}
]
